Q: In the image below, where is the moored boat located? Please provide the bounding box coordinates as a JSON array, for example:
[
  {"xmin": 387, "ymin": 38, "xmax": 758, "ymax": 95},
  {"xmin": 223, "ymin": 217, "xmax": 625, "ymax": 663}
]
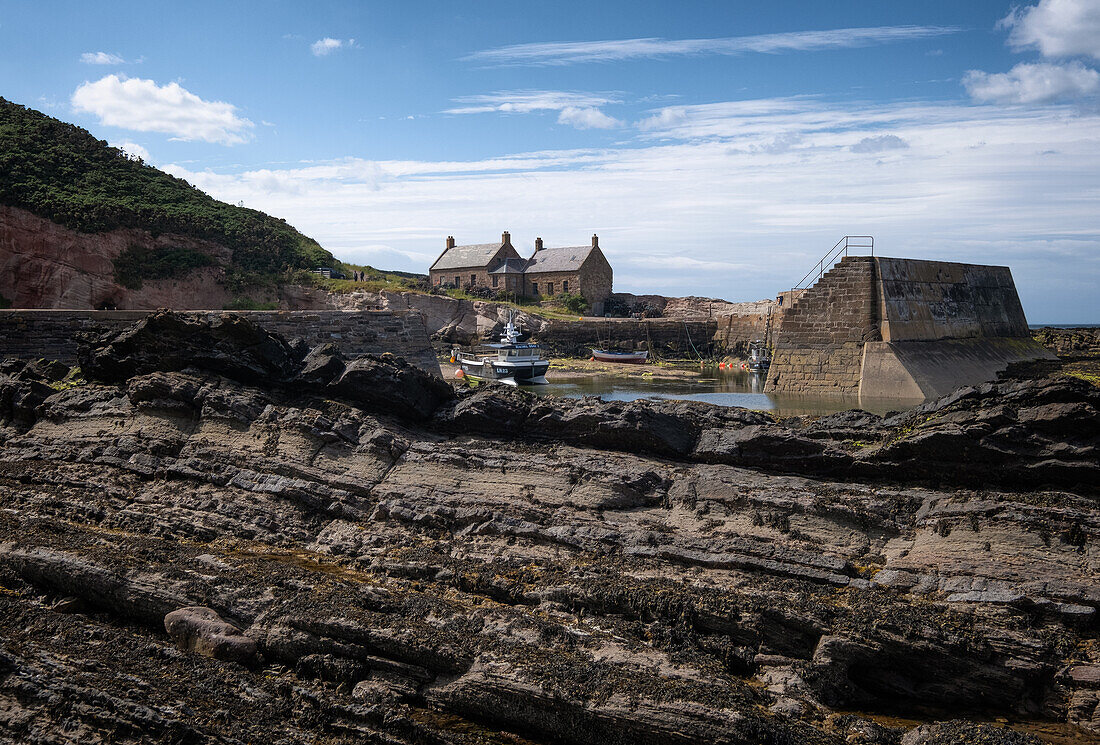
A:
[
  {"xmin": 591, "ymin": 348, "xmax": 649, "ymax": 364},
  {"xmin": 748, "ymin": 340, "xmax": 770, "ymax": 372},
  {"xmin": 453, "ymin": 316, "xmax": 549, "ymax": 385}
]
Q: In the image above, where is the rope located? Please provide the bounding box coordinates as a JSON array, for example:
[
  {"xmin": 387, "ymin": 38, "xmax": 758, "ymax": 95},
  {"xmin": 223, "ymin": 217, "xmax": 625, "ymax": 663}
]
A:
[{"xmin": 683, "ymin": 321, "xmax": 703, "ymax": 362}]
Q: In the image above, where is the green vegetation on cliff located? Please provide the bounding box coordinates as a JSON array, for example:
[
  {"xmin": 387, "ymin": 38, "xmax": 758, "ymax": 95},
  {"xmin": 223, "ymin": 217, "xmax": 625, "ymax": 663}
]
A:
[{"xmin": 0, "ymin": 97, "xmax": 336, "ymax": 276}]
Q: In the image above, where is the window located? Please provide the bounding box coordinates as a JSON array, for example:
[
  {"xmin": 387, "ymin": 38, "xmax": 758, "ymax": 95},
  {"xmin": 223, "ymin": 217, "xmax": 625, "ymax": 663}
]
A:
[
  {"xmin": 455, "ymin": 276, "xmax": 460, "ymax": 286},
  {"xmin": 471, "ymin": 274, "xmax": 477, "ymax": 285},
  {"xmin": 547, "ymin": 282, "xmax": 554, "ymax": 294},
  {"xmin": 562, "ymin": 280, "xmax": 569, "ymax": 292},
  {"xmin": 492, "ymin": 275, "xmax": 498, "ymax": 287}
]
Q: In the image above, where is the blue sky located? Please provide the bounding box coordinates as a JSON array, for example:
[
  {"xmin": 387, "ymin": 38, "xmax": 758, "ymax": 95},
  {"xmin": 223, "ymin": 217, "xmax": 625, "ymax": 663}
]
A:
[{"xmin": 3, "ymin": 0, "xmax": 1100, "ymax": 321}]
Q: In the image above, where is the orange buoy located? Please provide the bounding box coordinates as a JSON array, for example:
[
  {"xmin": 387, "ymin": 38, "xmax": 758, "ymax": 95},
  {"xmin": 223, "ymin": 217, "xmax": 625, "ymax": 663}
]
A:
[
  {"xmin": 590, "ymin": 356, "xmax": 595, "ymax": 361},
  {"xmin": 449, "ymin": 356, "xmax": 456, "ymax": 363},
  {"xmin": 718, "ymin": 362, "xmax": 726, "ymax": 370},
  {"xmin": 454, "ymin": 369, "xmax": 465, "ymax": 379}
]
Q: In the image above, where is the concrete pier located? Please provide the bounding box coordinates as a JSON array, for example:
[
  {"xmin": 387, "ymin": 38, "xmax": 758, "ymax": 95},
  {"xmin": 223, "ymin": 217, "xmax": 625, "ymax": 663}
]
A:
[{"xmin": 765, "ymin": 256, "xmax": 1054, "ymax": 400}]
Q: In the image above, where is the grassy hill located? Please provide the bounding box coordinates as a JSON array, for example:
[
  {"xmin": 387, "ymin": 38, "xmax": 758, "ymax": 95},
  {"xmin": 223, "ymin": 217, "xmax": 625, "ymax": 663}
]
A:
[{"xmin": 0, "ymin": 97, "xmax": 337, "ymax": 281}]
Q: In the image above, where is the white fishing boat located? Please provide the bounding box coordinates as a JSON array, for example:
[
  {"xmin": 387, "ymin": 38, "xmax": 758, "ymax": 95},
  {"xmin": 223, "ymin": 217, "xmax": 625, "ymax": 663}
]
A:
[{"xmin": 452, "ymin": 315, "xmax": 550, "ymax": 385}]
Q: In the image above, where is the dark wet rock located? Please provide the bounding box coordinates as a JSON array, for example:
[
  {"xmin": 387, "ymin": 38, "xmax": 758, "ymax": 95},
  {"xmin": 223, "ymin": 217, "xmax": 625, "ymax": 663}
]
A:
[
  {"xmin": 325, "ymin": 353, "xmax": 454, "ymax": 421},
  {"xmin": 2, "ymin": 313, "xmax": 1100, "ymax": 744},
  {"xmin": 899, "ymin": 721, "xmax": 1041, "ymax": 744},
  {"xmin": 163, "ymin": 606, "xmax": 257, "ymax": 662},
  {"xmin": 78, "ymin": 309, "xmax": 301, "ymax": 385}
]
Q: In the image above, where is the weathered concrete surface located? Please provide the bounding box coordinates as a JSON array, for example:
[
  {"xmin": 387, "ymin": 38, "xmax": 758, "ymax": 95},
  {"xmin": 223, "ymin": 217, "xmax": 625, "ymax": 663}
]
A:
[
  {"xmin": 860, "ymin": 337, "xmax": 1055, "ymax": 400},
  {"xmin": 767, "ymin": 257, "xmax": 1053, "ymax": 400},
  {"xmin": 0, "ymin": 307, "xmax": 442, "ymax": 376}
]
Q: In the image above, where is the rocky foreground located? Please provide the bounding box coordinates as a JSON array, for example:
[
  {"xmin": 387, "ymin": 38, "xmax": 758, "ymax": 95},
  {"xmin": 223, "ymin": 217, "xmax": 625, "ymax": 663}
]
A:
[{"xmin": 1, "ymin": 312, "xmax": 1098, "ymax": 745}]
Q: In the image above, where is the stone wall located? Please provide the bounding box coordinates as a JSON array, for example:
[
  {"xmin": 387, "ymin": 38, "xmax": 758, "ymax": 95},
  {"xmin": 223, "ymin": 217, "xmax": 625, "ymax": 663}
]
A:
[
  {"xmin": 526, "ymin": 270, "xmax": 582, "ymax": 299},
  {"xmin": 712, "ymin": 310, "xmax": 774, "ymax": 357},
  {"xmin": 766, "ymin": 257, "xmax": 880, "ymax": 396},
  {"xmin": 876, "ymin": 258, "xmax": 1029, "ymax": 341},
  {"xmin": 0, "ymin": 309, "xmax": 441, "ymax": 376},
  {"xmin": 764, "ymin": 256, "xmax": 1053, "ymax": 400},
  {"xmin": 532, "ymin": 317, "xmax": 718, "ymax": 358}
]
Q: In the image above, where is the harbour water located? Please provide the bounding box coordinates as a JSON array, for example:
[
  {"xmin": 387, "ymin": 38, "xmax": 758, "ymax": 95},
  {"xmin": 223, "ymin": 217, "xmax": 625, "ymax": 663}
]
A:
[{"xmin": 530, "ymin": 369, "xmax": 921, "ymax": 416}]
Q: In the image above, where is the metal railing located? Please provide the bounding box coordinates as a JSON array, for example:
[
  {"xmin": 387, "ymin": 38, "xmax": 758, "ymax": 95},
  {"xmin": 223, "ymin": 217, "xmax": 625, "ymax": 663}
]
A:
[{"xmin": 786, "ymin": 235, "xmax": 874, "ymax": 306}]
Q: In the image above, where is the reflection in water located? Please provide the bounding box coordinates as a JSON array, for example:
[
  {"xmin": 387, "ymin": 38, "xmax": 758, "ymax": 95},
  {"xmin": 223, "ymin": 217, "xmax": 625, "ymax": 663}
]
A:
[{"xmin": 530, "ymin": 370, "xmax": 921, "ymax": 417}]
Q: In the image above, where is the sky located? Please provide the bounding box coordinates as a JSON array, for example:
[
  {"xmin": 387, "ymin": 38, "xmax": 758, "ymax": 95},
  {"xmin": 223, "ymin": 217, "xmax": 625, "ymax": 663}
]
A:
[{"xmin": 2, "ymin": 0, "xmax": 1100, "ymax": 322}]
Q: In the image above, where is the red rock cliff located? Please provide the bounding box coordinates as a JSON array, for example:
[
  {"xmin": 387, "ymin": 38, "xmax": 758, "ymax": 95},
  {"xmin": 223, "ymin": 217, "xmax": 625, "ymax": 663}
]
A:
[{"xmin": 0, "ymin": 204, "xmax": 236, "ymax": 309}]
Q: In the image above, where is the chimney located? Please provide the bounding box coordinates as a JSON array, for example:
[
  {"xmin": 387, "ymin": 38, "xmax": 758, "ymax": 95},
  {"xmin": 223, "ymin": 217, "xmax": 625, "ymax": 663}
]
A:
[
  {"xmin": 502, "ymin": 231, "xmax": 511, "ymax": 246},
  {"xmin": 535, "ymin": 237, "xmax": 544, "ymax": 252},
  {"xmin": 591, "ymin": 234, "xmax": 599, "ymax": 248},
  {"xmin": 446, "ymin": 235, "xmax": 455, "ymax": 250}
]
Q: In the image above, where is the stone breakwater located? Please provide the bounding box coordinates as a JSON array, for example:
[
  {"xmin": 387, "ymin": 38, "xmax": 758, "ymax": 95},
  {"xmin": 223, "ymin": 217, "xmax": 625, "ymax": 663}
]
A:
[{"xmin": 0, "ymin": 312, "xmax": 1098, "ymax": 745}]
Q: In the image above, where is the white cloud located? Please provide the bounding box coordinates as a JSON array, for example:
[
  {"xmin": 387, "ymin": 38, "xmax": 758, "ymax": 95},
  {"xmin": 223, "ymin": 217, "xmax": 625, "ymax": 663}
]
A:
[
  {"xmin": 112, "ymin": 141, "xmax": 150, "ymax": 162},
  {"xmin": 963, "ymin": 61, "xmax": 1100, "ymax": 104},
  {"xmin": 557, "ymin": 107, "xmax": 622, "ymax": 129},
  {"xmin": 464, "ymin": 25, "xmax": 957, "ymax": 66},
  {"xmin": 851, "ymin": 134, "xmax": 909, "ymax": 153},
  {"xmin": 445, "ymin": 90, "xmax": 622, "ymax": 129},
  {"xmin": 161, "ymin": 97, "xmax": 1100, "ymax": 321},
  {"xmin": 81, "ymin": 52, "xmax": 125, "ymax": 65},
  {"xmin": 1002, "ymin": 0, "xmax": 1100, "ymax": 59},
  {"xmin": 311, "ymin": 37, "xmax": 354, "ymax": 56},
  {"xmin": 71, "ymin": 75, "xmax": 254, "ymax": 145}
]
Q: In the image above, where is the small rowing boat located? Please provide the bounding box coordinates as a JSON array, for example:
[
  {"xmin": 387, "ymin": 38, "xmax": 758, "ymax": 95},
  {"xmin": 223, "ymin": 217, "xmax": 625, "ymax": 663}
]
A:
[{"xmin": 591, "ymin": 348, "xmax": 649, "ymax": 364}]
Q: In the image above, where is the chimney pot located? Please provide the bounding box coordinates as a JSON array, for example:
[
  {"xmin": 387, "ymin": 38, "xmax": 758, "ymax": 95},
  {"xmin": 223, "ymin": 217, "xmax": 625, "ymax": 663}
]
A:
[
  {"xmin": 535, "ymin": 237, "xmax": 543, "ymax": 251},
  {"xmin": 446, "ymin": 235, "xmax": 455, "ymax": 250},
  {"xmin": 591, "ymin": 234, "xmax": 599, "ymax": 248},
  {"xmin": 502, "ymin": 231, "xmax": 510, "ymax": 245}
]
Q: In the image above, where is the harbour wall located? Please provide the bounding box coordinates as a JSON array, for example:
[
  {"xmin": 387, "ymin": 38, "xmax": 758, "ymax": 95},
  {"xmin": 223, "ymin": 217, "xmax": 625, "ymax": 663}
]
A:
[
  {"xmin": 765, "ymin": 256, "xmax": 1054, "ymax": 400},
  {"xmin": 532, "ymin": 318, "xmax": 719, "ymax": 359},
  {"xmin": 0, "ymin": 309, "xmax": 442, "ymax": 377}
]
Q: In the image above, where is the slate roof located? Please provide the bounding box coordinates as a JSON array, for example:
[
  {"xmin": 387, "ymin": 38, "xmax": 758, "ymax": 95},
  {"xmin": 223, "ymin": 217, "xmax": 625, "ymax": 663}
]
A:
[
  {"xmin": 489, "ymin": 258, "xmax": 527, "ymax": 274},
  {"xmin": 524, "ymin": 245, "xmax": 594, "ymax": 274},
  {"xmin": 430, "ymin": 242, "xmax": 503, "ymax": 271}
]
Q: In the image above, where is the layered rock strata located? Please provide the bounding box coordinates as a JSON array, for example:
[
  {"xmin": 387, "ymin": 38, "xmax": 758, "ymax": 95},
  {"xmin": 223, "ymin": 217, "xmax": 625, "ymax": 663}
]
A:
[{"xmin": 0, "ymin": 313, "xmax": 1097, "ymax": 745}]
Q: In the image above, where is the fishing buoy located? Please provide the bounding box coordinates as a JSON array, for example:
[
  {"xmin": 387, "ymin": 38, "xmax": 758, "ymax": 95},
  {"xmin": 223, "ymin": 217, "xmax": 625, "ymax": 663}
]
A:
[
  {"xmin": 741, "ymin": 363, "xmax": 748, "ymax": 370},
  {"xmin": 449, "ymin": 356, "xmax": 456, "ymax": 363},
  {"xmin": 454, "ymin": 369, "xmax": 465, "ymax": 379},
  {"xmin": 718, "ymin": 362, "xmax": 726, "ymax": 370},
  {"xmin": 590, "ymin": 356, "xmax": 595, "ymax": 361}
]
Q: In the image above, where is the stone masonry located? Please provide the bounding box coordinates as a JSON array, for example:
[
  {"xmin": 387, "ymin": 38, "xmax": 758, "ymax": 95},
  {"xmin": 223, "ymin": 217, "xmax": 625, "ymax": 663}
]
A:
[
  {"xmin": 0, "ymin": 309, "xmax": 441, "ymax": 377},
  {"xmin": 765, "ymin": 256, "xmax": 1052, "ymax": 400},
  {"xmin": 766, "ymin": 257, "xmax": 879, "ymax": 396}
]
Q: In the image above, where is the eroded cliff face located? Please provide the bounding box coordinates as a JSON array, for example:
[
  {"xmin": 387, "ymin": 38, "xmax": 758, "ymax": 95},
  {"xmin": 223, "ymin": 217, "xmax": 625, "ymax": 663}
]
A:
[
  {"xmin": 0, "ymin": 313, "xmax": 1097, "ymax": 745},
  {"xmin": 0, "ymin": 205, "xmax": 235, "ymax": 309}
]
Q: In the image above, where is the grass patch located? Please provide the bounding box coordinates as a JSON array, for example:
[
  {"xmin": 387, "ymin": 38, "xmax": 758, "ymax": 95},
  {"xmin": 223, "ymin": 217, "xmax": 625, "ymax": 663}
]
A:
[
  {"xmin": 224, "ymin": 297, "xmax": 279, "ymax": 311},
  {"xmin": 113, "ymin": 243, "xmax": 214, "ymax": 290}
]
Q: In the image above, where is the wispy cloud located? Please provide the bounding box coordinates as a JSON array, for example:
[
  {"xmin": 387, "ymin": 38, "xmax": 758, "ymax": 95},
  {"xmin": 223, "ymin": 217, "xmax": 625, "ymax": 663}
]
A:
[
  {"xmin": 463, "ymin": 25, "xmax": 957, "ymax": 66},
  {"xmin": 71, "ymin": 75, "xmax": 254, "ymax": 145},
  {"xmin": 163, "ymin": 97, "xmax": 1100, "ymax": 320},
  {"xmin": 80, "ymin": 51, "xmax": 126, "ymax": 65},
  {"xmin": 964, "ymin": 61, "xmax": 1100, "ymax": 104},
  {"xmin": 445, "ymin": 90, "xmax": 623, "ymax": 129},
  {"xmin": 311, "ymin": 37, "xmax": 355, "ymax": 56}
]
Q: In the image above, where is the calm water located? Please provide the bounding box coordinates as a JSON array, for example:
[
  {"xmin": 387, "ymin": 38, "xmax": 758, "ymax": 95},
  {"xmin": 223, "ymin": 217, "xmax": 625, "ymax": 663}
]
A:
[{"xmin": 528, "ymin": 369, "xmax": 919, "ymax": 416}]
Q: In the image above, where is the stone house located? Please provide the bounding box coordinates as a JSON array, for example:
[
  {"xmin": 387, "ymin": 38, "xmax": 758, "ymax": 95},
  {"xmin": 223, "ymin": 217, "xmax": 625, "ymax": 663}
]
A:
[
  {"xmin": 524, "ymin": 235, "xmax": 613, "ymax": 315},
  {"xmin": 428, "ymin": 231, "xmax": 613, "ymax": 314},
  {"xmin": 428, "ymin": 232, "xmax": 523, "ymax": 291}
]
